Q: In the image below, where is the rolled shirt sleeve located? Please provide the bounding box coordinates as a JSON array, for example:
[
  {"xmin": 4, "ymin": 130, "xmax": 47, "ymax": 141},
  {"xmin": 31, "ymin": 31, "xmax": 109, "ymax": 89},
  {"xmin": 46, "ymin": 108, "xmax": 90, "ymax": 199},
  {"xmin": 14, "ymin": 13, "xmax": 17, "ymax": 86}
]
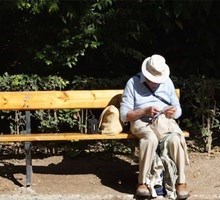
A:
[{"xmin": 120, "ymin": 79, "xmax": 135, "ymax": 123}]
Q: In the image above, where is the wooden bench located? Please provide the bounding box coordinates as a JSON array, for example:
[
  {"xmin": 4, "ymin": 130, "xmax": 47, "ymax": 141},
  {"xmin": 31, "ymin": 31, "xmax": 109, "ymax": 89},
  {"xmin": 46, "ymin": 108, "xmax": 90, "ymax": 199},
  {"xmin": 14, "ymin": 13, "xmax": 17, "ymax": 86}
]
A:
[{"xmin": 0, "ymin": 89, "xmax": 189, "ymax": 187}]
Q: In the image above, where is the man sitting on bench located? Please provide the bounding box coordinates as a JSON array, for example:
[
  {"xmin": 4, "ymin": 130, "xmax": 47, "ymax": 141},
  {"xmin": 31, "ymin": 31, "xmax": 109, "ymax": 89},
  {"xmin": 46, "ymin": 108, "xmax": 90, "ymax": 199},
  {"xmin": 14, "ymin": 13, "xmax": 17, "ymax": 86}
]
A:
[{"xmin": 120, "ymin": 54, "xmax": 190, "ymax": 199}]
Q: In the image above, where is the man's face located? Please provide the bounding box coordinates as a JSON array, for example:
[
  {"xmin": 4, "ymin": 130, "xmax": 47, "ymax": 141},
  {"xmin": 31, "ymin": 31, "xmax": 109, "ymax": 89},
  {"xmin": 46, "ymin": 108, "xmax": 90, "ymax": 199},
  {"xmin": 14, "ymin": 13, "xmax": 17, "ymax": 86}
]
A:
[{"xmin": 146, "ymin": 79, "xmax": 160, "ymax": 91}]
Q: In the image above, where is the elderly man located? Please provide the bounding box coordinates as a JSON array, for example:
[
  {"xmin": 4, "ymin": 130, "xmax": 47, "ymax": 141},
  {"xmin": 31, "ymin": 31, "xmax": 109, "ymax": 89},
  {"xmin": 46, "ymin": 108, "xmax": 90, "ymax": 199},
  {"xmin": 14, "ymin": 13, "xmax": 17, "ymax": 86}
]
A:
[{"xmin": 120, "ymin": 54, "xmax": 190, "ymax": 199}]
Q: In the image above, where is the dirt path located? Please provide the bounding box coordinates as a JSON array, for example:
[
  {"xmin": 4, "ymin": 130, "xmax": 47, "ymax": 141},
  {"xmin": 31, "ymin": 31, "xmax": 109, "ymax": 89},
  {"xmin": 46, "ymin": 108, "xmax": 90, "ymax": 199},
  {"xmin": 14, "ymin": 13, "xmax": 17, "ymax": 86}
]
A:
[{"xmin": 0, "ymin": 152, "xmax": 220, "ymax": 199}]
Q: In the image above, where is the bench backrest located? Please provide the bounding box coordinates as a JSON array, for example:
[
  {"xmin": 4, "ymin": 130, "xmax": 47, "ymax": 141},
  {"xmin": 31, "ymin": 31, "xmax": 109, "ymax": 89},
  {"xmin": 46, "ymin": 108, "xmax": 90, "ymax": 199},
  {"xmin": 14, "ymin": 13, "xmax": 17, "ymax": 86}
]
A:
[{"xmin": 0, "ymin": 89, "xmax": 180, "ymax": 110}]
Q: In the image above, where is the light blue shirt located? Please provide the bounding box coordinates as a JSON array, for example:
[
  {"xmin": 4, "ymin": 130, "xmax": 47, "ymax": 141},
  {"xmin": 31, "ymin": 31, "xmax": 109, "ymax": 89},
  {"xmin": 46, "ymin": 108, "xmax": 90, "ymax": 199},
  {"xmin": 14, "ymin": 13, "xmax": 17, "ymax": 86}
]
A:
[{"xmin": 120, "ymin": 72, "xmax": 182, "ymax": 123}]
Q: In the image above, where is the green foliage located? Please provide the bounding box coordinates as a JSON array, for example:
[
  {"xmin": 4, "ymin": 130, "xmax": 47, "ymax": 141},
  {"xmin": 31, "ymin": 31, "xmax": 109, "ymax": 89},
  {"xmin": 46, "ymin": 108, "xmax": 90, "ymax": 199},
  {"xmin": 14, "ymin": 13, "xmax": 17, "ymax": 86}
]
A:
[
  {"xmin": 0, "ymin": 73, "xmax": 69, "ymax": 91},
  {"xmin": 0, "ymin": 73, "xmax": 76, "ymax": 135},
  {"xmin": 179, "ymin": 76, "xmax": 220, "ymax": 152},
  {"xmin": 39, "ymin": 75, "xmax": 69, "ymax": 90},
  {"xmin": 0, "ymin": 73, "xmax": 40, "ymax": 91},
  {"xmin": 17, "ymin": 0, "xmax": 107, "ymax": 69},
  {"xmin": 17, "ymin": 0, "xmax": 59, "ymax": 14},
  {"xmin": 34, "ymin": 109, "xmax": 80, "ymax": 132},
  {"xmin": 0, "ymin": 0, "xmax": 216, "ymax": 79},
  {"xmin": 92, "ymin": 0, "xmax": 113, "ymax": 11},
  {"xmin": 70, "ymin": 75, "xmax": 129, "ymax": 89}
]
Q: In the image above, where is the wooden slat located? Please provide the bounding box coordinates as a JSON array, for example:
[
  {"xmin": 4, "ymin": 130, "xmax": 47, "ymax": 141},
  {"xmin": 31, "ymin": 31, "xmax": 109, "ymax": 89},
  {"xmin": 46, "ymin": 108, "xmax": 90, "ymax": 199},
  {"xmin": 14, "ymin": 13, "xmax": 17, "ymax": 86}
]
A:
[
  {"xmin": 0, "ymin": 131, "xmax": 189, "ymax": 142},
  {"xmin": 0, "ymin": 90, "xmax": 124, "ymax": 110},
  {"xmin": 0, "ymin": 89, "xmax": 179, "ymax": 110},
  {"xmin": 0, "ymin": 133, "xmax": 136, "ymax": 142},
  {"xmin": 175, "ymin": 88, "xmax": 180, "ymax": 99}
]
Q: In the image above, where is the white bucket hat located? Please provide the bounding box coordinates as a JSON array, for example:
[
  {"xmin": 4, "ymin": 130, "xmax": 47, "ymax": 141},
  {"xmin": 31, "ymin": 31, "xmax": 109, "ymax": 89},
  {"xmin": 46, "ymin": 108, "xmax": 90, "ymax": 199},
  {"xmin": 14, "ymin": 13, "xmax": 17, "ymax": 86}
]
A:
[{"xmin": 141, "ymin": 54, "xmax": 170, "ymax": 83}]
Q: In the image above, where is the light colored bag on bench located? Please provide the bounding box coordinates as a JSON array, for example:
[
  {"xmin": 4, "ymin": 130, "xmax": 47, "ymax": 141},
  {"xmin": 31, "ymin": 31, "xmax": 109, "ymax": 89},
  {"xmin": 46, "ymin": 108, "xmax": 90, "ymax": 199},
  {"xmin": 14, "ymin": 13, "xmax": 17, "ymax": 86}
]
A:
[{"xmin": 98, "ymin": 105, "xmax": 123, "ymax": 135}]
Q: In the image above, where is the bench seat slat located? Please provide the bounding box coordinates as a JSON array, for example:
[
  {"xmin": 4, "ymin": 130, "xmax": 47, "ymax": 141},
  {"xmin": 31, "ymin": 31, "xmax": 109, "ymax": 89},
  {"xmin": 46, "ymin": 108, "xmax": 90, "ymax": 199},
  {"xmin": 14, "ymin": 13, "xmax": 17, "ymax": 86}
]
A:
[
  {"xmin": 0, "ymin": 131, "xmax": 189, "ymax": 142},
  {"xmin": 0, "ymin": 133, "xmax": 136, "ymax": 142}
]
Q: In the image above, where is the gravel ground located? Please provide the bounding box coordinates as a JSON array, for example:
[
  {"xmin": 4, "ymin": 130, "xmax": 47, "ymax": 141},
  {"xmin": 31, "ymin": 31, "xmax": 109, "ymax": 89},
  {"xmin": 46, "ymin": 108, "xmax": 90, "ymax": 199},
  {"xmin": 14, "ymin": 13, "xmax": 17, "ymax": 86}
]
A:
[
  {"xmin": 0, "ymin": 194, "xmax": 219, "ymax": 200},
  {"xmin": 0, "ymin": 151, "xmax": 220, "ymax": 200}
]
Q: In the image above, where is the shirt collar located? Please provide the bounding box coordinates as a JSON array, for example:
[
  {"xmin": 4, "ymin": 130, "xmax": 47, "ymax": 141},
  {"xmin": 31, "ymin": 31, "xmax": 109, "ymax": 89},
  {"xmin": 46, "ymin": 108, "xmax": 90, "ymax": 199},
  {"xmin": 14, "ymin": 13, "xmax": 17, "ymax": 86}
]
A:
[{"xmin": 140, "ymin": 72, "xmax": 146, "ymax": 84}]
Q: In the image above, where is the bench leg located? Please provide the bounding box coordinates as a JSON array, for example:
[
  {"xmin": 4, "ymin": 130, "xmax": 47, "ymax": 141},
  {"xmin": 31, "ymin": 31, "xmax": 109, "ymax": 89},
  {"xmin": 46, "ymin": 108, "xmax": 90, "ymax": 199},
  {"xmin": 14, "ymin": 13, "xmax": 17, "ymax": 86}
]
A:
[
  {"xmin": 25, "ymin": 141, "xmax": 32, "ymax": 187},
  {"xmin": 25, "ymin": 110, "xmax": 32, "ymax": 187}
]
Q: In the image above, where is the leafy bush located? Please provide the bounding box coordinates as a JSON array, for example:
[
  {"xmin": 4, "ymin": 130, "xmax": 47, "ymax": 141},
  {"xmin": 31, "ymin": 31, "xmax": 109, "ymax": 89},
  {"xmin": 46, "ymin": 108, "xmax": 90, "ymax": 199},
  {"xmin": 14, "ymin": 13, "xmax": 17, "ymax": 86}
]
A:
[
  {"xmin": 176, "ymin": 76, "xmax": 220, "ymax": 152},
  {"xmin": 0, "ymin": 73, "xmax": 75, "ymax": 134}
]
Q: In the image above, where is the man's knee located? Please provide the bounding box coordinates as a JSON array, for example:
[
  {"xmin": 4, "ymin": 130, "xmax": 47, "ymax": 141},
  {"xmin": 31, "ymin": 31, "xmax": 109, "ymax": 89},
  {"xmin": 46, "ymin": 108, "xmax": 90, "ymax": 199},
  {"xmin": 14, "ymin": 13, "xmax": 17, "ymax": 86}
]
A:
[
  {"xmin": 167, "ymin": 134, "xmax": 182, "ymax": 148},
  {"xmin": 140, "ymin": 134, "xmax": 158, "ymax": 147}
]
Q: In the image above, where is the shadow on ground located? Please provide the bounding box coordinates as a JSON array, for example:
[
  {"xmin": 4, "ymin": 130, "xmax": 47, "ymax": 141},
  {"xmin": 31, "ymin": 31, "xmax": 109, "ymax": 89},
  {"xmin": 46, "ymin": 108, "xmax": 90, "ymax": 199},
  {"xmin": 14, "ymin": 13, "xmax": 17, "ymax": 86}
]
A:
[{"xmin": 0, "ymin": 151, "xmax": 138, "ymax": 195}]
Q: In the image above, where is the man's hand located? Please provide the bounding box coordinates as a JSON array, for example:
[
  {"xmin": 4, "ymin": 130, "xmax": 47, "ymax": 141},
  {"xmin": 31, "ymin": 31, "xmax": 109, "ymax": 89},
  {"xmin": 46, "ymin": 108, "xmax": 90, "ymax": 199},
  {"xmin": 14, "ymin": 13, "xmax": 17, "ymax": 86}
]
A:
[
  {"xmin": 164, "ymin": 106, "xmax": 176, "ymax": 118},
  {"xmin": 126, "ymin": 106, "xmax": 160, "ymax": 122},
  {"xmin": 144, "ymin": 106, "xmax": 160, "ymax": 117}
]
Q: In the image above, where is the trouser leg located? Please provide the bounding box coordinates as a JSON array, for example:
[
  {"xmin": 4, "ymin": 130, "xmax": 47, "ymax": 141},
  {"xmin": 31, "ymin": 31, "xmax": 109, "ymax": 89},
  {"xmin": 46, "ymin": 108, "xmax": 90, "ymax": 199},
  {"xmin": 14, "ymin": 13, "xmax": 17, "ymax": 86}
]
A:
[
  {"xmin": 138, "ymin": 136, "xmax": 158, "ymax": 184},
  {"xmin": 166, "ymin": 134, "xmax": 186, "ymax": 183},
  {"xmin": 131, "ymin": 120, "xmax": 158, "ymax": 185}
]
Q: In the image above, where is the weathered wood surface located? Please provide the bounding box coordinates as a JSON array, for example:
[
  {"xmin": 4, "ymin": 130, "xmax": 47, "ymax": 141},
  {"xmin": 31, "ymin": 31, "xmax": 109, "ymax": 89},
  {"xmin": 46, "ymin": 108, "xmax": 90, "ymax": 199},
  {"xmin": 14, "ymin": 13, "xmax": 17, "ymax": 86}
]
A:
[
  {"xmin": 0, "ymin": 133, "xmax": 136, "ymax": 142},
  {"xmin": 0, "ymin": 90, "xmax": 123, "ymax": 110}
]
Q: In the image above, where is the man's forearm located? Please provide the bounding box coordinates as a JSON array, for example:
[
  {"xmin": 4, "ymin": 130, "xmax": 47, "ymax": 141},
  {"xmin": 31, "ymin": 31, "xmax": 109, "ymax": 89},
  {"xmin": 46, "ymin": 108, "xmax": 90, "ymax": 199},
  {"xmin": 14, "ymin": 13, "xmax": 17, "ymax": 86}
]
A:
[{"xmin": 126, "ymin": 108, "xmax": 147, "ymax": 122}]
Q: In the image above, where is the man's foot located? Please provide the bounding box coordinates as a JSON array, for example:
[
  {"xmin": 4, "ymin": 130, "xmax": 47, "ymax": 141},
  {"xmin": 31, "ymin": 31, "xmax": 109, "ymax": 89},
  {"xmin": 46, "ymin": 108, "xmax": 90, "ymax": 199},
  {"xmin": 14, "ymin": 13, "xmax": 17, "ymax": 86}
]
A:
[
  {"xmin": 136, "ymin": 184, "xmax": 151, "ymax": 197},
  {"xmin": 176, "ymin": 183, "xmax": 190, "ymax": 199}
]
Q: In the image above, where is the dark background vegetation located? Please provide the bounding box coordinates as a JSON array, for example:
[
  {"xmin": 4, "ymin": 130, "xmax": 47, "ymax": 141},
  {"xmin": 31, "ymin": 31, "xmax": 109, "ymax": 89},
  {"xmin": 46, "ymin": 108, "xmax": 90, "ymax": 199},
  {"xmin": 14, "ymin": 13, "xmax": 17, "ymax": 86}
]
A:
[{"xmin": 0, "ymin": 0, "xmax": 220, "ymax": 153}]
